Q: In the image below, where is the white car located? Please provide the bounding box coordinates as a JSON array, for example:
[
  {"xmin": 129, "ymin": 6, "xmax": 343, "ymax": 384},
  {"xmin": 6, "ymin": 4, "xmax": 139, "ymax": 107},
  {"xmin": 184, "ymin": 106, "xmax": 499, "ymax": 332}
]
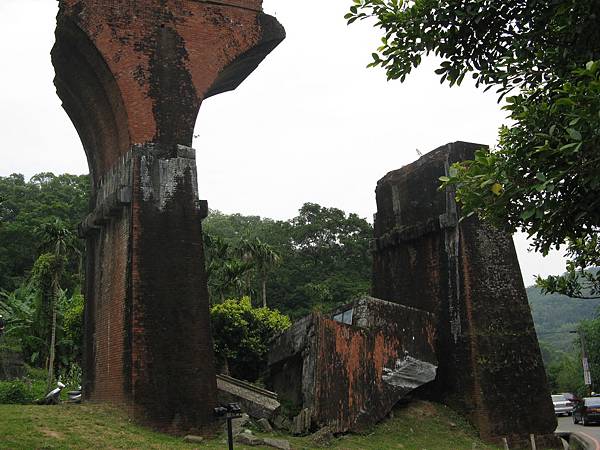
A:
[{"xmin": 552, "ymin": 394, "xmax": 574, "ymax": 416}]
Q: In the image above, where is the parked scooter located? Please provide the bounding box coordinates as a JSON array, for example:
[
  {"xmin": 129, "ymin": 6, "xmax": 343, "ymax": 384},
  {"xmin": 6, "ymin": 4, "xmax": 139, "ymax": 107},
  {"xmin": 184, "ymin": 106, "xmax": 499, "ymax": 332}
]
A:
[
  {"xmin": 35, "ymin": 381, "xmax": 65, "ymax": 405},
  {"xmin": 66, "ymin": 386, "xmax": 82, "ymax": 403}
]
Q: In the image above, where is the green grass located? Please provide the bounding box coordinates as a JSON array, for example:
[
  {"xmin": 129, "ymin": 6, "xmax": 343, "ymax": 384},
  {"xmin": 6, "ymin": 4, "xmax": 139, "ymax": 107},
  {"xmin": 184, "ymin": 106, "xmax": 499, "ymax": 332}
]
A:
[
  {"xmin": 287, "ymin": 401, "xmax": 502, "ymax": 450},
  {"xmin": 0, "ymin": 400, "xmax": 501, "ymax": 449}
]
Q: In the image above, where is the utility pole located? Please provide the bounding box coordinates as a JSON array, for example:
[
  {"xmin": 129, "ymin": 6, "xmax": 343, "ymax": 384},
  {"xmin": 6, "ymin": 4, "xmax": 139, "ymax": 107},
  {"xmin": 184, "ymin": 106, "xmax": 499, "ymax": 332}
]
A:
[{"xmin": 571, "ymin": 330, "xmax": 593, "ymax": 395}]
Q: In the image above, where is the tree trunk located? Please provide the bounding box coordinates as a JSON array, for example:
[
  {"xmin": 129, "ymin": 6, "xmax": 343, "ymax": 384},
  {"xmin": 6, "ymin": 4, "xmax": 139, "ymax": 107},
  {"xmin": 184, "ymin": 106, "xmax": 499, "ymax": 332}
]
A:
[
  {"xmin": 46, "ymin": 279, "xmax": 58, "ymax": 392},
  {"xmin": 262, "ymin": 278, "xmax": 267, "ymax": 308}
]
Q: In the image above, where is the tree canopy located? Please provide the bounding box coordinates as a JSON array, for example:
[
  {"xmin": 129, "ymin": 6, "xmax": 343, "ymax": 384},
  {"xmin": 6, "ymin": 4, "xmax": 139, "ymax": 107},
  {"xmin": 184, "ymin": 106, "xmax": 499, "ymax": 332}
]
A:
[
  {"xmin": 347, "ymin": 0, "xmax": 600, "ymax": 298},
  {"xmin": 203, "ymin": 203, "xmax": 373, "ymax": 318},
  {"xmin": 0, "ymin": 173, "xmax": 88, "ymax": 293}
]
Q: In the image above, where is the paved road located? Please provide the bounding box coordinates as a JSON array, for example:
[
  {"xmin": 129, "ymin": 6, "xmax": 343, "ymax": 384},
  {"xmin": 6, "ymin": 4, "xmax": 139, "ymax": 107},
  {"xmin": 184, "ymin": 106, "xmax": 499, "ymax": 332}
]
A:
[{"xmin": 556, "ymin": 415, "xmax": 600, "ymax": 449}]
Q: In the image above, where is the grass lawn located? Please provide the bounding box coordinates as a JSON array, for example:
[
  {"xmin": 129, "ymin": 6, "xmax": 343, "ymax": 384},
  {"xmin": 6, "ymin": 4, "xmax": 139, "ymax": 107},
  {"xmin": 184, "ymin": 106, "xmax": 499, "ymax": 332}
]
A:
[{"xmin": 0, "ymin": 400, "xmax": 501, "ymax": 449}]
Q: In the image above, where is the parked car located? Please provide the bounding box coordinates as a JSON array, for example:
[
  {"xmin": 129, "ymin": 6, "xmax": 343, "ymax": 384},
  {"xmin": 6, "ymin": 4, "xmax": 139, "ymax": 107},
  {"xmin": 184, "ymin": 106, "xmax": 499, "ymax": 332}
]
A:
[
  {"xmin": 573, "ymin": 397, "xmax": 600, "ymax": 426},
  {"xmin": 552, "ymin": 394, "xmax": 574, "ymax": 416}
]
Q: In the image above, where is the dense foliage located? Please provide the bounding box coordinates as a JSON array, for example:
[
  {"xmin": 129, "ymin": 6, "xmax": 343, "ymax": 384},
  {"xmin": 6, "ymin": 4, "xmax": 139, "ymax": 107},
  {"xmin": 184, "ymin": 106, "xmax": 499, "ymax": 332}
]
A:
[
  {"xmin": 347, "ymin": 0, "xmax": 600, "ymax": 298},
  {"xmin": 0, "ymin": 173, "xmax": 88, "ymax": 293},
  {"xmin": 204, "ymin": 203, "xmax": 373, "ymax": 318},
  {"xmin": 1, "ymin": 173, "xmax": 372, "ymax": 383},
  {"xmin": 210, "ymin": 297, "xmax": 291, "ymax": 382},
  {"xmin": 0, "ymin": 173, "xmax": 87, "ymax": 389},
  {"xmin": 204, "ymin": 235, "xmax": 281, "ymax": 307},
  {"xmin": 0, "ymin": 371, "xmax": 47, "ymax": 405}
]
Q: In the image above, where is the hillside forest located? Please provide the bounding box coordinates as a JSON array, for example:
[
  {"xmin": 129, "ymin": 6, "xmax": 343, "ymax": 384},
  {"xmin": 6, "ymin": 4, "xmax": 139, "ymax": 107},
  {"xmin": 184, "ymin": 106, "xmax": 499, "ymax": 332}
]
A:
[{"xmin": 0, "ymin": 172, "xmax": 599, "ymax": 396}]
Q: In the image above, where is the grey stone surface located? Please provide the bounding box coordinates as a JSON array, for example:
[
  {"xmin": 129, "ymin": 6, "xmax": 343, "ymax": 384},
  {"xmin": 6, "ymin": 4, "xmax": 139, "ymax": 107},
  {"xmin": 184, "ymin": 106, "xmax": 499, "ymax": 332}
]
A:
[
  {"xmin": 234, "ymin": 433, "xmax": 263, "ymax": 446},
  {"xmin": 381, "ymin": 355, "xmax": 437, "ymax": 389},
  {"xmin": 228, "ymin": 413, "xmax": 250, "ymax": 436},
  {"xmin": 310, "ymin": 426, "xmax": 335, "ymax": 447},
  {"xmin": 139, "ymin": 149, "xmax": 199, "ymax": 211},
  {"xmin": 216, "ymin": 374, "xmax": 280, "ymax": 420},
  {"xmin": 257, "ymin": 418, "xmax": 273, "ymax": 433},
  {"xmin": 262, "ymin": 438, "xmax": 291, "ymax": 450},
  {"xmin": 182, "ymin": 435, "xmax": 204, "ymax": 443},
  {"xmin": 271, "ymin": 412, "xmax": 292, "ymax": 432},
  {"xmin": 292, "ymin": 408, "xmax": 312, "ymax": 435}
]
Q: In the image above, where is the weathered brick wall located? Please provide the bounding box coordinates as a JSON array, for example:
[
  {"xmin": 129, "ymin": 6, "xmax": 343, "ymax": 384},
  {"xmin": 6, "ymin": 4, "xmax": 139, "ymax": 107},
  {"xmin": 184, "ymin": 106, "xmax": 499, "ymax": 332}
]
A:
[
  {"xmin": 268, "ymin": 298, "xmax": 437, "ymax": 434},
  {"xmin": 372, "ymin": 142, "xmax": 558, "ymax": 448},
  {"xmin": 53, "ymin": 0, "xmax": 284, "ymax": 431},
  {"xmin": 86, "ymin": 210, "xmax": 131, "ymax": 405},
  {"xmin": 313, "ymin": 312, "xmax": 437, "ymax": 433}
]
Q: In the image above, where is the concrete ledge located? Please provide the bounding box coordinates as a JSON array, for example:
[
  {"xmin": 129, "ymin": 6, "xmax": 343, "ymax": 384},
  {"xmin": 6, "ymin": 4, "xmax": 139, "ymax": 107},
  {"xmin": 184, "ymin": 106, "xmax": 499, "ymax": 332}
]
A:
[{"xmin": 556, "ymin": 431, "xmax": 600, "ymax": 450}]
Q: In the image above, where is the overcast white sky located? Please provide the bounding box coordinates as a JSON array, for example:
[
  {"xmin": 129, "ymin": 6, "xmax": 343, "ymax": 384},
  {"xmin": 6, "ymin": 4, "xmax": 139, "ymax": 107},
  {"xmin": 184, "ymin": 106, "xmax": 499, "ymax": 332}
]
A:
[{"xmin": 0, "ymin": 0, "xmax": 566, "ymax": 286}]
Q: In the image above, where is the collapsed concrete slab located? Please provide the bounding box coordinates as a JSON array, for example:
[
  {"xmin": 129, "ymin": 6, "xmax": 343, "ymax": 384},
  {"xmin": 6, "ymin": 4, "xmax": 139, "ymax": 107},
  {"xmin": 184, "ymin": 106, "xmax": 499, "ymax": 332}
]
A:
[
  {"xmin": 372, "ymin": 142, "xmax": 559, "ymax": 448},
  {"xmin": 267, "ymin": 296, "xmax": 437, "ymax": 434},
  {"xmin": 216, "ymin": 374, "xmax": 280, "ymax": 420}
]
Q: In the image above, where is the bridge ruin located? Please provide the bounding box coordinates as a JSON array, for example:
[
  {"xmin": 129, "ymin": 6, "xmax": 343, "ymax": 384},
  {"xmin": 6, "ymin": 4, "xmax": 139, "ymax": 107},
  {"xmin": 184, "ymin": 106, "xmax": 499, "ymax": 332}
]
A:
[
  {"xmin": 50, "ymin": 2, "xmax": 559, "ymax": 447},
  {"xmin": 372, "ymin": 142, "xmax": 559, "ymax": 448},
  {"xmin": 51, "ymin": 0, "xmax": 284, "ymax": 431}
]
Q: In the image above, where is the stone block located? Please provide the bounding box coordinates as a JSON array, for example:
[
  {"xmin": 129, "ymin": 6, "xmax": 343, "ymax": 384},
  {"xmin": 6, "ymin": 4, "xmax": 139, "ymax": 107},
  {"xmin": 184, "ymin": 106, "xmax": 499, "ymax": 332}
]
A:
[
  {"xmin": 262, "ymin": 438, "xmax": 291, "ymax": 450},
  {"xmin": 257, "ymin": 418, "xmax": 274, "ymax": 433},
  {"xmin": 235, "ymin": 433, "xmax": 263, "ymax": 446},
  {"xmin": 216, "ymin": 374, "xmax": 280, "ymax": 420}
]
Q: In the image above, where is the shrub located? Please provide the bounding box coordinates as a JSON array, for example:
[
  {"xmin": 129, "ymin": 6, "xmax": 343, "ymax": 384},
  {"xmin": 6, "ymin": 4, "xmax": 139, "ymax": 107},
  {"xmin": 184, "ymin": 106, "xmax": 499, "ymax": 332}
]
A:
[
  {"xmin": 211, "ymin": 297, "xmax": 291, "ymax": 382},
  {"xmin": 0, "ymin": 380, "xmax": 35, "ymax": 404}
]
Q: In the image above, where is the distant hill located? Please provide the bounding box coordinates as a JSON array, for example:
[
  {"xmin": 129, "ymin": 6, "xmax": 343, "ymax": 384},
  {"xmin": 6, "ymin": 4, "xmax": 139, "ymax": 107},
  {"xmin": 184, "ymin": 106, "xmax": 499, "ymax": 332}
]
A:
[{"xmin": 527, "ymin": 286, "xmax": 600, "ymax": 353}]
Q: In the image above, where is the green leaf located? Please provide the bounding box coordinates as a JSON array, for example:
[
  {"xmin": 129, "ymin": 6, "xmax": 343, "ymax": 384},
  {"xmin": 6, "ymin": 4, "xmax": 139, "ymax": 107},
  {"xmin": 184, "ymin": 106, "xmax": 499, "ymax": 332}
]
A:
[
  {"xmin": 521, "ymin": 209, "xmax": 536, "ymax": 220},
  {"xmin": 566, "ymin": 128, "xmax": 582, "ymax": 141},
  {"xmin": 559, "ymin": 142, "xmax": 581, "ymax": 151}
]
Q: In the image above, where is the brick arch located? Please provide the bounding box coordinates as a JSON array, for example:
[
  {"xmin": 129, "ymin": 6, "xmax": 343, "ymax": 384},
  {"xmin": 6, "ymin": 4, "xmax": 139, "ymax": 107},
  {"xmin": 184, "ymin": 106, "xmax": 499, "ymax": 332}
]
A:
[{"xmin": 52, "ymin": 16, "xmax": 130, "ymax": 185}]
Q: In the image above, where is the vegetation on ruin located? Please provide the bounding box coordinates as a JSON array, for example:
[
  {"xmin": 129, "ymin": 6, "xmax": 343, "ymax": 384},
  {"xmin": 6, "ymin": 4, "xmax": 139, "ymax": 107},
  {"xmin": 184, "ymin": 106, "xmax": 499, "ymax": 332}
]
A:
[
  {"xmin": 347, "ymin": 0, "xmax": 600, "ymax": 299},
  {"xmin": 0, "ymin": 400, "xmax": 503, "ymax": 449}
]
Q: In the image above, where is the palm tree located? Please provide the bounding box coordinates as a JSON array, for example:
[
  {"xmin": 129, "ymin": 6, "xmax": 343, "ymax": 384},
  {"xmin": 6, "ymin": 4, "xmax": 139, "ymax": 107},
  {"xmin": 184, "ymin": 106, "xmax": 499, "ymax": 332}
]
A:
[
  {"xmin": 36, "ymin": 219, "xmax": 76, "ymax": 391},
  {"xmin": 222, "ymin": 259, "xmax": 254, "ymax": 299},
  {"xmin": 240, "ymin": 238, "xmax": 281, "ymax": 308}
]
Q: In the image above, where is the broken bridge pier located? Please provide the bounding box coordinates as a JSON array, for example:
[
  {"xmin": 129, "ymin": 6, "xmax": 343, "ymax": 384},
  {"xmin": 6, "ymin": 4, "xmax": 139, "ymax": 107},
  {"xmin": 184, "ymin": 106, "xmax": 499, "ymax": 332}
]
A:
[
  {"xmin": 267, "ymin": 296, "xmax": 438, "ymax": 434},
  {"xmin": 51, "ymin": 0, "xmax": 284, "ymax": 431},
  {"xmin": 372, "ymin": 142, "xmax": 559, "ymax": 448}
]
